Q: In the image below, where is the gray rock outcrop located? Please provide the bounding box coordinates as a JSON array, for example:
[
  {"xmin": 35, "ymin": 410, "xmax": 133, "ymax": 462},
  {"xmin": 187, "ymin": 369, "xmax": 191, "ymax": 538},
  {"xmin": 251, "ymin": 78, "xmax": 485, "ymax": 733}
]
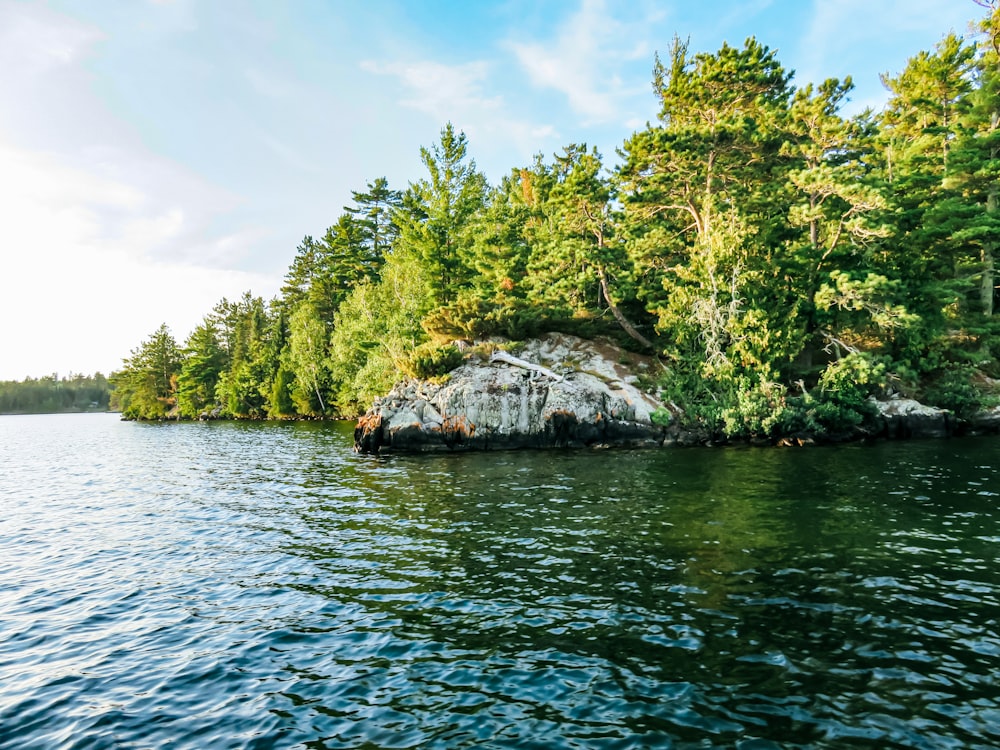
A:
[
  {"xmin": 355, "ymin": 334, "xmax": 668, "ymax": 453},
  {"xmin": 969, "ymin": 405, "xmax": 1000, "ymax": 434},
  {"xmin": 872, "ymin": 397, "xmax": 953, "ymax": 440}
]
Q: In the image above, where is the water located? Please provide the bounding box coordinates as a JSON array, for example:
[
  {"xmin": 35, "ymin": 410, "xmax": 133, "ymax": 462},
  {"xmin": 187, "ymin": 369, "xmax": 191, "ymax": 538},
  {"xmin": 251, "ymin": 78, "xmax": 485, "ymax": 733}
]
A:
[{"xmin": 1, "ymin": 413, "xmax": 998, "ymax": 749}]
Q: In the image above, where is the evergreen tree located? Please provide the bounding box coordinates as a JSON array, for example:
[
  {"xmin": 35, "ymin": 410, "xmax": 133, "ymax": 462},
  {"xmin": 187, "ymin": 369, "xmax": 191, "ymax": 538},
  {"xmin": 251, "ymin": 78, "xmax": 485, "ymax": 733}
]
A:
[
  {"xmin": 947, "ymin": 2, "xmax": 1000, "ymax": 320},
  {"xmin": 213, "ymin": 294, "xmax": 275, "ymax": 418},
  {"xmin": 315, "ymin": 213, "xmax": 376, "ymax": 320},
  {"xmin": 782, "ymin": 79, "xmax": 895, "ymax": 361},
  {"xmin": 281, "ymin": 236, "xmax": 321, "ymax": 310},
  {"xmin": 348, "ymin": 176, "xmax": 402, "ymax": 264},
  {"xmin": 112, "ymin": 324, "xmax": 182, "ymax": 420},
  {"xmin": 529, "ymin": 144, "xmax": 654, "ymax": 346},
  {"xmin": 880, "ymin": 33, "xmax": 978, "ymax": 337},
  {"xmin": 177, "ymin": 318, "xmax": 226, "ymax": 417},
  {"xmin": 395, "ymin": 123, "xmax": 488, "ymax": 308},
  {"xmin": 617, "ymin": 36, "xmax": 793, "ymax": 343}
]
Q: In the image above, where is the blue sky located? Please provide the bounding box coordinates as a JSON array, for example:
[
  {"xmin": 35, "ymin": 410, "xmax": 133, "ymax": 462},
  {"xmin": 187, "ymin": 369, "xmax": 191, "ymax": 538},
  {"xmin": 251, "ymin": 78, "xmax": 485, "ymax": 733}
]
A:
[{"xmin": 0, "ymin": 0, "xmax": 985, "ymax": 380}]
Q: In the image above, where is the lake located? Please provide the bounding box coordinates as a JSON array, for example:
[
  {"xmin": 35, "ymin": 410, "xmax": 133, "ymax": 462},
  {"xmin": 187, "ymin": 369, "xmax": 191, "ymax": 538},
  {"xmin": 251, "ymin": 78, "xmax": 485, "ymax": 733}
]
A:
[{"xmin": 1, "ymin": 413, "xmax": 998, "ymax": 749}]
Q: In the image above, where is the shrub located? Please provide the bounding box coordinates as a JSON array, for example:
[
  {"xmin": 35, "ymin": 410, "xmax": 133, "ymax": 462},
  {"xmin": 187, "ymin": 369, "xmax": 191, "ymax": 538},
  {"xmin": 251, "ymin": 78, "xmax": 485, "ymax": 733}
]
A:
[
  {"xmin": 780, "ymin": 353, "xmax": 887, "ymax": 435},
  {"xmin": 720, "ymin": 378, "xmax": 788, "ymax": 438},
  {"xmin": 921, "ymin": 365, "xmax": 987, "ymax": 418},
  {"xmin": 404, "ymin": 343, "xmax": 464, "ymax": 379}
]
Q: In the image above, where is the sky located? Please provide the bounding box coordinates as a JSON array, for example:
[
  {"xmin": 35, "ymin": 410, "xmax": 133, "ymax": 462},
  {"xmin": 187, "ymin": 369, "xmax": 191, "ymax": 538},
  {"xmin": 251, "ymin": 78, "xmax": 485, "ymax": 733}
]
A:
[{"xmin": 0, "ymin": 0, "xmax": 986, "ymax": 380}]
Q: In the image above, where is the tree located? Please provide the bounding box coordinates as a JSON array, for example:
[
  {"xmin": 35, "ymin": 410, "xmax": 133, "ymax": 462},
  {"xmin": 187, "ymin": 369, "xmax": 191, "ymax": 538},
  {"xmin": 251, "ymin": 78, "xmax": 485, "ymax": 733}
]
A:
[
  {"xmin": 112, "ymin": 324, "xmax": 182, "ymax": 419},
  {"xmin": 212, "ymin": 293, "xmax": 276, "ymax": 418},
  {"xmin": 315, "ymin": 213, "xmax": 377, "ymax": 320},
  {"xmin": 947, "ymin": 2, "xmax": 1000, "ymax": 318},
  {"xmin": 880, "ymin": 27, "xmax": 996, "ymax": 370},
  {"xmin": 348, "ymin": 176, "xmax": 402, "ymax": 264},
  {"xmin": 287, "ymin": 302, "xmax": 329, "ymax": 415},
  {"xmin": 327, "ymin": 261, "xmax": 427, "ymax": 415},
  {"xmin": 280, "ymin": 236, "xmax": 321, "ymax": 310},
  {"xmin": 177, "ymin": 318, "xmax": 226, "ymax": 418},
  {"xmin": 529, "ymin": 144, "xmax": 654, "ymax": 347},
  {"xmin": 782, "ymin": 79, "xmax": 894, "ymax": 359},
  {"xmin": 619, "ymin": 36, "xmax": 792, "ymax": 246},
  {"xmin": 394, "ymin": 123, "xmax": 488, "ymax": 308},
  {"xmin": 617, "ymin": 36, "xmax": 794, "ymax": 351}
]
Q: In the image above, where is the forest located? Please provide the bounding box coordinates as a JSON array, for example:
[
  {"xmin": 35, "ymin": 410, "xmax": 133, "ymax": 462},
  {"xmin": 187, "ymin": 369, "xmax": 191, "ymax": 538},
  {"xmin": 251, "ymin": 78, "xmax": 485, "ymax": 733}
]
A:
[
  {"xmin": 112, "ymin": 5, "xmax": 1000, "ymax": 439},
  {"xmin": 0, "ymin": 374, "xmax": 112, "ymax": 415}
]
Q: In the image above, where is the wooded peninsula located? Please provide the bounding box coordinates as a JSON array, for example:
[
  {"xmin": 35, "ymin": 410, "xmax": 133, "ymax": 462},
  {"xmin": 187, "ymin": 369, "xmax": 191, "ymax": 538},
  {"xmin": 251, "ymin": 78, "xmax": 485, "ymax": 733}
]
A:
[{"xmin": 111, "ymin": 7, "xmax": 1000, "ymax": 441}]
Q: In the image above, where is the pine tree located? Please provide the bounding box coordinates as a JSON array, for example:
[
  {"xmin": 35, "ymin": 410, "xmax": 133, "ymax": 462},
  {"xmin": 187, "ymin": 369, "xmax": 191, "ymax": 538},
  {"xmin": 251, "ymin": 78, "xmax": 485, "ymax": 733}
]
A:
[
  {"xmin": 348, "ymin": 177, "xmax": 402, "ymax": 265},
  {"xmin": 177, "ymin": 318, "xmax": 226, "ymax": 417},
  {"xmin": 394, "ymin": 123, "xmax": 488, "ymax": 308},
  {"xmin": 529, "ymin": 144, "xmax": 653, "ymax": 346},
  {"xmin": 111, "ymin": 324, "xmax": 182, "ymax": 419},
  {"xmin": 948, "ymin": 2, "xmax": 1000, "ymax": 319}
]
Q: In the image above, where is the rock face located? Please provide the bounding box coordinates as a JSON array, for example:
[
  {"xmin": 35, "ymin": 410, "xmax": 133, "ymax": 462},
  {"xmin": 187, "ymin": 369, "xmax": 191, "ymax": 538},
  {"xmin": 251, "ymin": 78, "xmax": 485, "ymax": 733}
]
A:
[
  {"xmin": 872, "ymin": 397, "xmax": 953, "ymax": 440},
  {"xmin": 354, "ymin": 334, "xmax": 668, "ymax": 453},
  {"xmin": 970, "ymin": 405, "xmax": 1000, "ymax": 434}
]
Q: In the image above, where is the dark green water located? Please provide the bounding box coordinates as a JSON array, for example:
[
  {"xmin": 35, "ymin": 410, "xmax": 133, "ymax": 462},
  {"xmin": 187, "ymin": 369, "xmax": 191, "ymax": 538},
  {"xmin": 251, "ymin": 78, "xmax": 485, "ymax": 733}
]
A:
[{"xmin": 0, "ymin": 413, "xmax": 998, "ymax": 748}]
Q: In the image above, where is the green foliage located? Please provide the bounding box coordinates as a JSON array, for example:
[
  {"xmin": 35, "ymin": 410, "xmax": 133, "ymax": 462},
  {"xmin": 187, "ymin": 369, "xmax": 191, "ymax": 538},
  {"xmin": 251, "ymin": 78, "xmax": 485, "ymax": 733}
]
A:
[
  {"xmin": 177, "ymin": 319, "xmax": 226, "ymax": 418},
  {"xmin": 920, "ymin": 364, "xmax": 989, "ymax": 417},
  {"xmin": 327, "ymin": 257, "xmax": 428, "ymax": 415},
  {"xmin": 421, "ymin": 295, "xmax": 552, "ymax": 342},
  {"xmin": 649, "ymin": 408, "xmax": 673, "ymax": 427},
  {"xmin": 268, "ymin": 365, "xmax": 296, "ymax": 418},
  {"xmin": 404, "ymin": 343, "xmax": 464, "ymax": 379},
  {"xmin": 781, "ymin": 354, "xmax": 888, "ymax": 434},
  {"xmin": 210, "ymin": 294, "xmax": 278, "ymax": 418},
  {"xmin": 112, "ymin": 324, "xmax": 182, "ymax": 420},
  {"xmin": 720, "ymin": 379, "xmax": 789, "ymax": 438},
  {"xmin": 287, "ymin": 302, "xmax": 330, "ymax": 416},
  {"xmin": 394, "ymin": 123, "xmax": 488, "ymax": 306}
]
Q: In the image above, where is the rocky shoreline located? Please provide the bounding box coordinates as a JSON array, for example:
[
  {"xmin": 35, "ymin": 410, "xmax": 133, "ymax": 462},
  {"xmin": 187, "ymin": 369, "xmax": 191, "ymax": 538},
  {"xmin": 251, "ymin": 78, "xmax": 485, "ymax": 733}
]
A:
[{"xmin": 354, "ymin": 333, "xmax": 1000, "ymax": 454}]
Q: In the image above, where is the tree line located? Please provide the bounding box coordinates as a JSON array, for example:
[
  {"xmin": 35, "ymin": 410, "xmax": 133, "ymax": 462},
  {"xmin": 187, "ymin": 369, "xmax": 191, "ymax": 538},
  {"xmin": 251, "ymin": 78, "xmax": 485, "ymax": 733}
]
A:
[
  {"xmin": 113, "ymin": 5, "xmax": 1000, "ymax": 438},
  {"xmin": 0, "ymin": 374, "xmax": 111, "ymax": 414}
]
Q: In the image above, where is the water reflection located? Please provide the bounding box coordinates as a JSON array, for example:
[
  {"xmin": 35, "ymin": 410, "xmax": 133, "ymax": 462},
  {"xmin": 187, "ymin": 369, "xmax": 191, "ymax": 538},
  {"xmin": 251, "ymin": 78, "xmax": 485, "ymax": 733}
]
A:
[{"xmin": 266, "ymin": 432, "xmax": 1000, "ymax": 747}]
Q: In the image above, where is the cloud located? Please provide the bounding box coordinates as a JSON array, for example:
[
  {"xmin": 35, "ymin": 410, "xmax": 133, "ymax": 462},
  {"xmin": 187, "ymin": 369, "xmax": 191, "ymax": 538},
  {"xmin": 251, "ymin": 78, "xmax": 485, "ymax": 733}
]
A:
[
  {"xmin": 361, "ymin": 59, "xmax": 503, "ymax": 122},
  {"xmin": 360, "ymin": 58, "xmax": 559, "ymax": 175},
  {"xmin": 505, "ymin": 0, "xmax": 662, "ymax": 125},
  {"xmin": 0, "ymin": 2, "xmax": 104, "ymax": 73},
  {"xmin": 0, "ymin": 142, "xmax": 278, "ymax": 379}
]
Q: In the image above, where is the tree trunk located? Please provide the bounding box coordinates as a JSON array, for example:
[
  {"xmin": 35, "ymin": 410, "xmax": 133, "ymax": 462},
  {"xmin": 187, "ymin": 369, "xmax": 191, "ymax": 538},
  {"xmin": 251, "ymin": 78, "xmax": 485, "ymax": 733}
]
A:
[
  {"xmin": 597, "ymin": 267, "xmax": 656, "ymax": 349},
  {"xmin": 313, "ymin": 372, "xmax": 326, "ymax": 413}
]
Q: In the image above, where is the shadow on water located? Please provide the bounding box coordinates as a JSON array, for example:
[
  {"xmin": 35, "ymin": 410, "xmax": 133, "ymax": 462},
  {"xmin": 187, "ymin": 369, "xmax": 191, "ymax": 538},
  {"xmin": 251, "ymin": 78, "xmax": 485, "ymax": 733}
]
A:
[{"xmin": 268, "ymin": 431, "xmax": 1000, "ymax": 748}]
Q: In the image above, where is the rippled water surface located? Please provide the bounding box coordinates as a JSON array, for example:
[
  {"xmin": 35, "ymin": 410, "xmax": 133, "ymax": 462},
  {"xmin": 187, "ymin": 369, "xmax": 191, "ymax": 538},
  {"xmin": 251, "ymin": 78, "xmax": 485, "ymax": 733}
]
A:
[{"xmin": 1, "ymin": 413, "xmax": 999, "ymax": 748}]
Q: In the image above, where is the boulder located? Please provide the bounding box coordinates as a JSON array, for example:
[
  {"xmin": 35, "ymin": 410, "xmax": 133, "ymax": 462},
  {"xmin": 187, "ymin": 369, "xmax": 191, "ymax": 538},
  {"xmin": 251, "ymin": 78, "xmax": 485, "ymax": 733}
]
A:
[
  {"xmin": 354, "ymin": 333, "xmax": 668, "ymax": 453},
  {"xmin": 969, "ymin": 405, "xmax": 1000, "ymax": 434},
  {"xmin": 873, "ymin": 397, "xmax": 953, "ymax": 440}
]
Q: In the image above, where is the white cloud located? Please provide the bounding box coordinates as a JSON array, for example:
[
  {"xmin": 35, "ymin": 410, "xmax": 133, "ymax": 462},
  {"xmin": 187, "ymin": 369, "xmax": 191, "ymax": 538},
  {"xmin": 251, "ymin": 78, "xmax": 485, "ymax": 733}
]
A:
[
  {"xmin": 361, "ymin": 59, "xmax": 503, "ymax": 122},
  {"xmin": 0, "ymin": 2, "xmax": 104, "ymax": 73},
  {"xmin": 360, "ymin": 58, "xmax": 558, "ymax": 175},
  {"xmin": 0, "ymin": 142, "xmax": 277, "ymax": 380},
  {"xmin": 505, "ymin": 0, "xmax": 663, "ymax": 125}
]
